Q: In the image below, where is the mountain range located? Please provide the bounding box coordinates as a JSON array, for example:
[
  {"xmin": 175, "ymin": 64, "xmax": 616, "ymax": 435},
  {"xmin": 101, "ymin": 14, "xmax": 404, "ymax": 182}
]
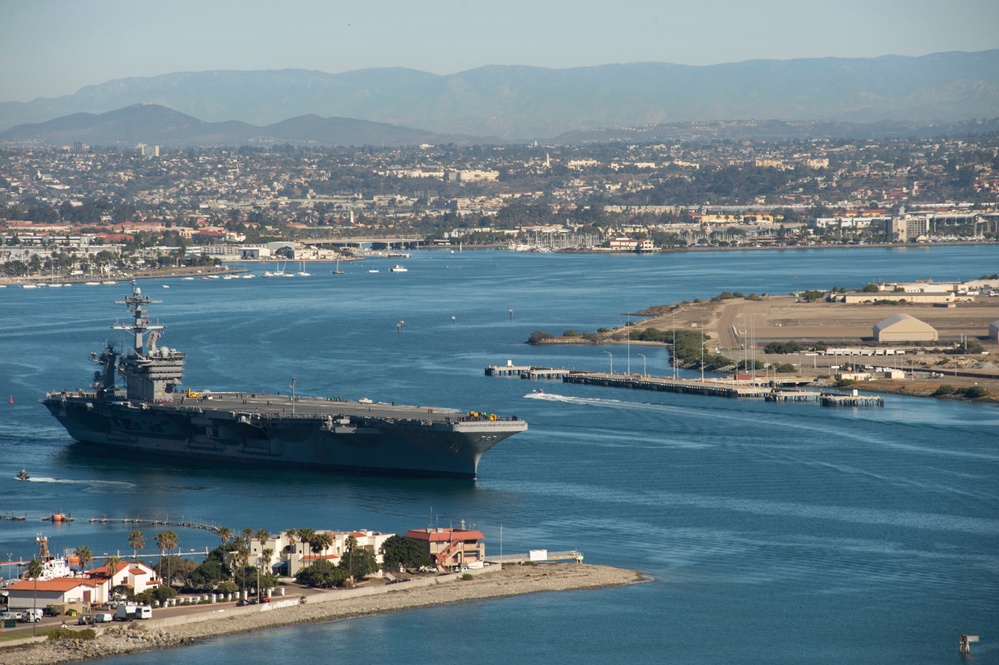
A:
[
  {"xmin": 1, "ymin": 50, "xmax": 997, "ymax": 143},
  {"xmin": 0, "ymin": 105, "xmax": 494, "ymax": 147}
]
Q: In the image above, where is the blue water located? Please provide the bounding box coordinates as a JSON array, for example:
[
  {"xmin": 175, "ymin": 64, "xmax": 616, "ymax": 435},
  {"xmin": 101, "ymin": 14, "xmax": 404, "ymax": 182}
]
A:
[{"xmin": 1, "ymin": 246, "xmax": 997, "ymax": 664}]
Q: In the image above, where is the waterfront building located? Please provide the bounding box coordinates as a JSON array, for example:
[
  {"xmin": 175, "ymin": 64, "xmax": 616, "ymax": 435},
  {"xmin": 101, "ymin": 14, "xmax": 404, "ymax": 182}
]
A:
[{"xmin": 403, "ymin": 527, "xmax": 486, "ymax": 571}]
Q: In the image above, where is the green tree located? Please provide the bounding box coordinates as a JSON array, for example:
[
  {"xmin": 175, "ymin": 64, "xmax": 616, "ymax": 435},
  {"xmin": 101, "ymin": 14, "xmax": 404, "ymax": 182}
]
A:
[
  {"xmin": 217, "ymin": 526, "xmax": 233, "ymax": 545},
  {"xmin": 128, "ymin": 530, "xmax": 145, "ymax": 561},
  {"xmin": 75, "ymin": 544, "xmax": 94, "ymax": 572},
  {"xmin": 26, "ymin": 558, "xmax": 43, "ymax": 636},
  {"xmin": 340, "ymin": 536, "xmax": 377, "ymax": 582},
  {"xmin": 155, "ymin": 530, "xmax": 179, "ymax": 586},
  {"xmin": 295, "ymin": 558, "xmax": 347, "ymax": 588},
  {"xmin": 380, "ymin": 535, "xmax": 431, "ymax": 571},
  {"xmin": 105, "ymin": 555, "xmax": 121, "ymax": 586}
]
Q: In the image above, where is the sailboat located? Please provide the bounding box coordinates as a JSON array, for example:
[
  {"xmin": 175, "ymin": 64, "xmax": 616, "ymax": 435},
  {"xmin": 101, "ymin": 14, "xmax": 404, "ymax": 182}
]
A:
[
  {"xmin": 331, "ymin": 258, "xmax": 344, "ymax": 275},
  {"xmin": 296, "ymin": 261, "xmax": 311, "ymax": 277}
]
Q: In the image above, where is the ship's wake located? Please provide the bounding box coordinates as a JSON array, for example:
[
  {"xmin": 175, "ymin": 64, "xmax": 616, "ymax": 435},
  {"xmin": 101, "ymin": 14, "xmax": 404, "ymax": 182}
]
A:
[{"xmin": 25, "ymin": 477, "xmax": 137, "ymax": 489}]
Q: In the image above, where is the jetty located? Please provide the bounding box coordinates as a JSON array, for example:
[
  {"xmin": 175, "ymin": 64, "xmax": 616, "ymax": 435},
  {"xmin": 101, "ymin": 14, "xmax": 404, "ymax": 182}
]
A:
[
  {"xmin": 485, "ymin": 362, "xmax": 571, "ymax": 380},
  {"xmin": 820, "ymin": 393, "xmax": 885, "ymax": 407},
  {"xmin": 486, "ymin": 550, "xmax": 584, "ymax": 564},
  {"xmin": 489, "ymin": 364, "xmax": 886, "ymax": 407}
]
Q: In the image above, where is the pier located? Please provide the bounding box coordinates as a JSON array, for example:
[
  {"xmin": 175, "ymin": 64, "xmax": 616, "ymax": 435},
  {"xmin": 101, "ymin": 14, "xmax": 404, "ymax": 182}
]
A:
[
  {"xmin": 488, "ymin": 363, "xmax": 887, "ymax": 407},
  {"xmin": 485, "ymin": 363, "xmax": 571, "ymax": 380},
  {"xmin": 486, "ymin": 550, "xmax": 584, "ymax": 564},
  {"xmin": 563, "ymin": 372, "xmax": 777, "ymax": 398},
  {"xmin": 820, "ymin": 393, "xmax": 885, "ymax": 407}
]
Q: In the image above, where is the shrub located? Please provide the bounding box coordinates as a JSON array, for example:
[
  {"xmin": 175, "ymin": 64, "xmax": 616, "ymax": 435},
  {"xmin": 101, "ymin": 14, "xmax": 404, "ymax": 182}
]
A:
[
  {"xmin": 961, "ymin": 386, "xmax": 989, "ymax": 399},
  {"xmin": 527, "ymin": 330, "xmax": 553, "ymax": 344},
  {"xmin": 461, "ymin": 573, "xmax": 474, "ymax": 581},
  {"xmin": 764, "ymin": 341, "xmax": 803, "ymax": 354},
  {"xmin": 932, "ymin": 385, "xmax": 956, "ymax": 396},
  {"xmin": 48, "ymin": 628, "xmax": 96, "ymax": 641}
]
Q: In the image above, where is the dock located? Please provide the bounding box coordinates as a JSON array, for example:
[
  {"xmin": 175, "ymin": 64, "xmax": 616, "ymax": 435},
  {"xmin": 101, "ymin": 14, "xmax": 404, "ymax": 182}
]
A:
[
  {"xmin": 563, "ymin": 372, "xmax": 776, "ymax": 398},
  {"xmin": 485, "ymin": 363, "xmax": 571, "ymax": 380},
  {"xmin": 486, "ymin": 550, "xmax": 584, "ymax": 564},
  {"xmin": 488, "ymin": 363, "xmax": 887, "ymax": 407},
  {"xmin": 820, "ymin": 394, "xmax": 885, "ymax": 407}
]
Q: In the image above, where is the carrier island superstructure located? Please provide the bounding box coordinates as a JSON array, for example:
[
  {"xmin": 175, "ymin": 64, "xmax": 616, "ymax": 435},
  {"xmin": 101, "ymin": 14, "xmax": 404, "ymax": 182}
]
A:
[{"xmin": 42, "ymin": 283, "xmax": 527, "ymax": 478}]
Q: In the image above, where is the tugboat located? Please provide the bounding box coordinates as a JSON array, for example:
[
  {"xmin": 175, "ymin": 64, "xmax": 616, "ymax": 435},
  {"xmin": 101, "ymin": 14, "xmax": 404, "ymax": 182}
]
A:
[{"xmin": 16, "ymin": 469, "xmax": 29, "ymax": 481}]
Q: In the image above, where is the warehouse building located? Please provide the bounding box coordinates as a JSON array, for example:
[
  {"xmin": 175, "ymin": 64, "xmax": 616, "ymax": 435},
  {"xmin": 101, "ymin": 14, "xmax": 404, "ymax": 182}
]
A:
[{"xmin": 873, "ymin": 314, "xmax": 938, "ymax": 342}]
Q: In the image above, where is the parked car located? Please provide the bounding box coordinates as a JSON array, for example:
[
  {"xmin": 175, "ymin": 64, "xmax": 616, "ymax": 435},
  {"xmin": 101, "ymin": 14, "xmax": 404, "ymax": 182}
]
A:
[{"xmin": 94, "ymin": 613, "xmax": 113, "ymax": 623}]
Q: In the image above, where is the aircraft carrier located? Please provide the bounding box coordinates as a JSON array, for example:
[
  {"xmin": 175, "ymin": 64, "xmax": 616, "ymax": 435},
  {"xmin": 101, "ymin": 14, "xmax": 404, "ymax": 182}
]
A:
[{"xmin": 42, "ymin": 283, "xmax": 527, "ymax": 478}]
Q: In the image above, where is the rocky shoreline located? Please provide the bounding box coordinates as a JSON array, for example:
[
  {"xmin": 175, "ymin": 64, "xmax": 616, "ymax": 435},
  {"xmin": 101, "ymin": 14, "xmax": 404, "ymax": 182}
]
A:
[{"xmin": 0, "ymin": 564, "xmax": 643, "ymax": 665}]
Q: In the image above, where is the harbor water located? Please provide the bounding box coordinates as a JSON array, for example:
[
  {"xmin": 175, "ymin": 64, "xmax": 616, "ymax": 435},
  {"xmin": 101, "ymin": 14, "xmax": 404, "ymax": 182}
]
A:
[{"xmin": 1, "ymin": 245, "xmax": 997, "ymax": 664}]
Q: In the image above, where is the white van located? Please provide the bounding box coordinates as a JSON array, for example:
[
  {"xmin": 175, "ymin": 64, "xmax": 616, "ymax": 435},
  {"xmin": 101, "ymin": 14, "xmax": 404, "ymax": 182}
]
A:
[
  {"xmin": 95, "ymin": 612, "xmax": 114, "ymax": 623},
  {"xmin": 20, "ymin": 608, "xmax": 43, "ymax": 622}
]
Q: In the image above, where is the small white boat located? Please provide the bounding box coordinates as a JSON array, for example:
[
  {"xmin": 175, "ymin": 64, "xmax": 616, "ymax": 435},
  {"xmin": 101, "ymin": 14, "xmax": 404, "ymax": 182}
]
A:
[
  {"xmin": 162, "ymin": 285, "xmax": 170, "ymax": 289},
  {"xmin": 389, "ymin": 265, "xmax": 408, "ymax": 273},
  {"xmin": 368, "ymin": 269, "xmax": 379, "ymax": 274},
  {"xmin": 182, "ymin": 277, "xmax": 195, "ymax": 281},
  {"xmin": 85, "ymin": 281, "xmax": 101, "ymax": 286}
]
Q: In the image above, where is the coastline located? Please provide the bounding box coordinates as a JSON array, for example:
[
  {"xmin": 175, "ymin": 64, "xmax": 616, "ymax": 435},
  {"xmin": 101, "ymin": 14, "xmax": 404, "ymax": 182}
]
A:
[{"xmin": 1, "ymin": 564, "xmax": 644, "ymax": 665}]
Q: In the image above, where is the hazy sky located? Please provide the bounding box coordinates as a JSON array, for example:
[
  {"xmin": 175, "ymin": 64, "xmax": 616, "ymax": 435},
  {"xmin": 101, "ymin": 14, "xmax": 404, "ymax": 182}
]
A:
[{"xmin": 3, "ymin": 0, "xmax": 998, "ymax": 102}]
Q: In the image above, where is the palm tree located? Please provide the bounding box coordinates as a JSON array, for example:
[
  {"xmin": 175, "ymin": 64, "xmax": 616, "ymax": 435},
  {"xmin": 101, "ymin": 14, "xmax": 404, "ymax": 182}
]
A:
[
  {"xmin": 217, "ymin": 526, "xmax": 233, "ymax": 545},
  {"xmin": 155, "ymin": 530, "xmax": 179, "ymax": 587},
  {"xmin": 75, "ymin": 544, "xmax": 94, "ymax": 573},
  {"xmin": 257, "ymin": 546, "xmax": 274, "ymax": 601},
  {"xmin": 297, "ymin": 528, "xmax": 316, "ymax": 562},
  {"xmin": 255, "ymin": 530, "xmax": 270, "ymax": 601},
  {"xmin": 26, "ymin": 558, "xmax": 43, "ymax": 636},
  {"xmin": 236, "ymin": 542, "xmax": 251, "ymax": 600},
  {"xmin": 104, "ymin": 555, "xmax": 122, "ymax": 599},
  {"xmin": 128, "ymin": 530, "xmax": 145, "ymax": 561},
  {"xmin": 311, "ymin": 532, "xmax": 333, "ymax": 558},
  {"xmin": 344, "ymin": 535, "xmax": 358, "ymax": 585}
]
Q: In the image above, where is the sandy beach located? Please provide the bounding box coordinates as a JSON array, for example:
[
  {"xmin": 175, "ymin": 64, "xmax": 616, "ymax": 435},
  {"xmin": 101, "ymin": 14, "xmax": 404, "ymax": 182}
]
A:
[{"xmin": 0, "ymin": 564, "xmax": 643, "ymax": 665}]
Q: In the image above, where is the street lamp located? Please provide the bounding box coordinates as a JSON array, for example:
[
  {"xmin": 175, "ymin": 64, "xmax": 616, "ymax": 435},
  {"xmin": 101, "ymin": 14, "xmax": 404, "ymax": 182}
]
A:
[
  {"xmin": 603, "ymin": 351, "xmax": 613, "ymax": 375},
  {"xmin": 638, "ymin": 353, "xmax": 647, "ymax": 377}
]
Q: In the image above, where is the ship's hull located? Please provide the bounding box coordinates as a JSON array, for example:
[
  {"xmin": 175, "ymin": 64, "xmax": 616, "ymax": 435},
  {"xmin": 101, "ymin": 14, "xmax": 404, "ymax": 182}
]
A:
[{"xmin": 42, "ymin": 392, "xmax": 526, "ymax": 479}]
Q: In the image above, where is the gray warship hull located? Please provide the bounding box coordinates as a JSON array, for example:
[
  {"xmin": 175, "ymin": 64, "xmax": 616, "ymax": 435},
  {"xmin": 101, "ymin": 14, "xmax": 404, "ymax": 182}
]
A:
[
  {"xmin": 43, "ymin": 391, "xmax": 526, "ymax": 478},
  {"xmin": 42, "ymin": 282, "xmax": 527, "ymax": 479}
]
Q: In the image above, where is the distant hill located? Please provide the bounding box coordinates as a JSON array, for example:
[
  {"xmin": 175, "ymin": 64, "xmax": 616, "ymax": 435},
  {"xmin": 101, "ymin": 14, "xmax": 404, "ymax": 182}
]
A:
[
  {"xmin": 0, "ymin": 104, "xmax": 495, "ymax": 147},
  {"xmin": 1, "ymin": 51, "xmax": 997, "ymax": 141}
]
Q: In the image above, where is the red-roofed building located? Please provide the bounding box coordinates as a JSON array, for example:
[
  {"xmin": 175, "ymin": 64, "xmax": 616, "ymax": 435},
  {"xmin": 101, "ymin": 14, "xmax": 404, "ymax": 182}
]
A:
[
  {"xmin": 5, "ymin": 577, "xmax": 106, "ymax": 610},
  {"xmin": 88, "ymin": 560, "xmax": 160, "ymax": 595},
  {"xmin": 403, "ymin": 528, "xmax": 486, "ymax": 571}
]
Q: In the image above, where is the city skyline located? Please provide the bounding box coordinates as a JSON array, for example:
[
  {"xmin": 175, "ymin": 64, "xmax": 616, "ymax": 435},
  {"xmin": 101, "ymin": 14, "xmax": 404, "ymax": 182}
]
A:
[{"xmin": 2, "ymin": 0, "xmax": 998, "ymax": 103}]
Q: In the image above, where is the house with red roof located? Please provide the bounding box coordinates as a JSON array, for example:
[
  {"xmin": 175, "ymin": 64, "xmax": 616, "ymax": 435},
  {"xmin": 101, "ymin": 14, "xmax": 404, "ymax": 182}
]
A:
[
  {"xmin": 403, "ymin": 527, "xmax": 486, "ymax": 571},
  {"xmin": 5, "ymin": 577, "xmax": 106, "ymax": 610},
  {"xmin": 88, "ymin": 560, "xmax": 160, "ymax": 595}
]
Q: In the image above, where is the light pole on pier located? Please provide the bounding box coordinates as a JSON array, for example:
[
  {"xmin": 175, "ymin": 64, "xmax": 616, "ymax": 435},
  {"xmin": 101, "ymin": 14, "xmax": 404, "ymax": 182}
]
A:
[
  {"xmin": 603, "ymin": 351, "xmax": 613, "ymax": 375},
  {"xmin": 638, "ymin": 354, "xmax": 647, "ymax": 377}
]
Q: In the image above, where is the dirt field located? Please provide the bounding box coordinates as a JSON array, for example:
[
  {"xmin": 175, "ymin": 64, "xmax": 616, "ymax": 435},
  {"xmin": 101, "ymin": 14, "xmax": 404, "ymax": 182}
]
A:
[{"xmin": 619, "ymin": 295, "xmax": 999, "ymax": 399}]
